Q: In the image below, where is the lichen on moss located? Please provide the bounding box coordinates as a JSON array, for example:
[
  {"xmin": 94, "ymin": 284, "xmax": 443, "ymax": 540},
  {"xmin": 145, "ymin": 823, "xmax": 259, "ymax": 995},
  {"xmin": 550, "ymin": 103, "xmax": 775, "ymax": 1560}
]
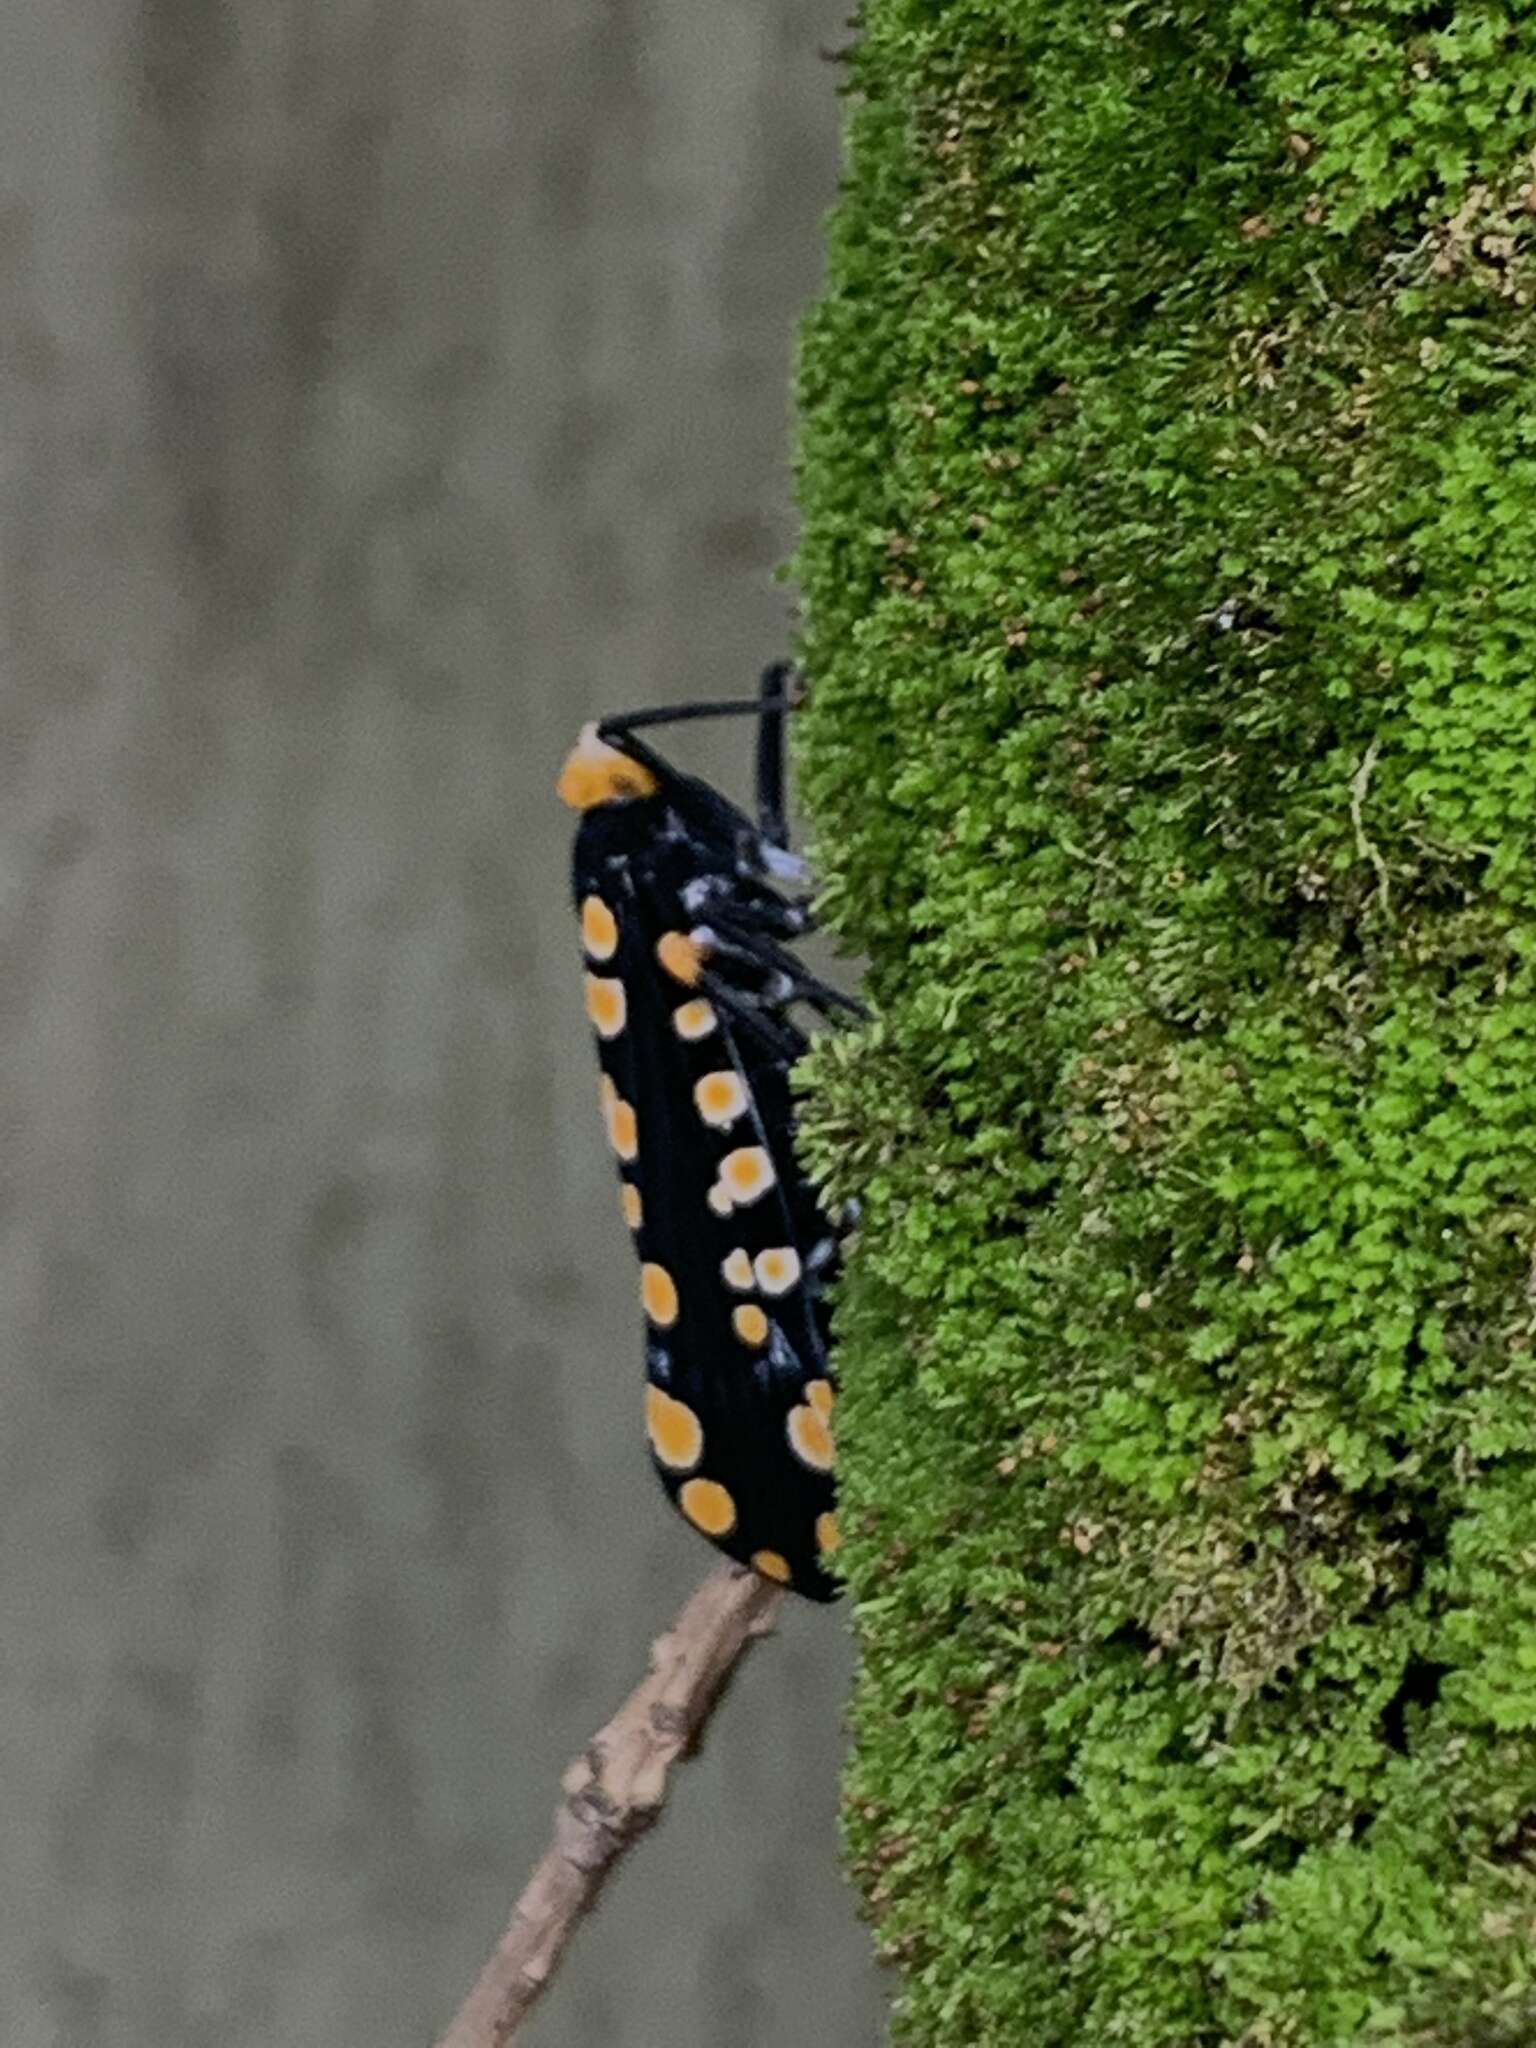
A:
[{"xmin": 793, "ymin": 3, "xmax": 1536, "ymax": 2041}]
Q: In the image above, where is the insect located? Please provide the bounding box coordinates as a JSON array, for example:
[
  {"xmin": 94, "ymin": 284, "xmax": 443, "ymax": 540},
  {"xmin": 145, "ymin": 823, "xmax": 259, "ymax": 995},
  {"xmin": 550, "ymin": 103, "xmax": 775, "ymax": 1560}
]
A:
[{"xmin": 557, "ymin": 663, "xmax": 855, "ymax": 1600}]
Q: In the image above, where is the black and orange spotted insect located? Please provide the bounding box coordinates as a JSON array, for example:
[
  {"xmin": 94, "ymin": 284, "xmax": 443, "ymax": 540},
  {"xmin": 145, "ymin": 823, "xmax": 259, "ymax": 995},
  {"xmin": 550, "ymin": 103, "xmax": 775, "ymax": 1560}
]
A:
[{"xmin": 557, "ymin": 663, "xmax": 856, "ymax": 1600}]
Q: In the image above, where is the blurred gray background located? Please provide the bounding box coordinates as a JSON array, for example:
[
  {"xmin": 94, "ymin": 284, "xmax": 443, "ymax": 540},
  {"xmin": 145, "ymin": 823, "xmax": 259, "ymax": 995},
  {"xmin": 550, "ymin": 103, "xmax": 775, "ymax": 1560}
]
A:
[{"xmin": 0, "ymin": 3, "xmax": 883, "ymax": 2043}]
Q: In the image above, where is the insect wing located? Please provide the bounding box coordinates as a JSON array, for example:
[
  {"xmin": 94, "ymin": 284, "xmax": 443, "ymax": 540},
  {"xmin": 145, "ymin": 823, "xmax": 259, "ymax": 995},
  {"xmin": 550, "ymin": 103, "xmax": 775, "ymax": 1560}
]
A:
[{"xmin": 577, "ymin": 826, "xmax": 839, "ymax": 1599}]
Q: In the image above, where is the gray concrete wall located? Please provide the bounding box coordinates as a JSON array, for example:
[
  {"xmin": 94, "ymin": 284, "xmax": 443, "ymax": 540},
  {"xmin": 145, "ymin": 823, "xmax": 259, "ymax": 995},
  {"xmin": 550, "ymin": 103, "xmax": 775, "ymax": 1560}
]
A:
[{"xmin": 0, "ymin": 4, "xmax": 883, "ymax": 2042}]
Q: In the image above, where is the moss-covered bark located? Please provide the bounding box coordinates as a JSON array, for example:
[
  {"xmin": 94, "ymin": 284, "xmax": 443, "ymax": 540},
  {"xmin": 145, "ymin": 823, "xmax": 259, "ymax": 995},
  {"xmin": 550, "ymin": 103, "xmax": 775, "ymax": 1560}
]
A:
[{"xmin": 794, "ymin": 4, "xmax": 1536, "ymax": 2041}]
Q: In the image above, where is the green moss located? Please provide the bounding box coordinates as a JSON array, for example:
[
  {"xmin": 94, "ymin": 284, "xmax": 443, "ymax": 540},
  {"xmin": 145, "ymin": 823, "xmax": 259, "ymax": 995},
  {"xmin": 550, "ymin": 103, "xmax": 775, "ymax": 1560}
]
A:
[{"xmin": 793, "ymin": 3, "xmax": 1536, "ymax": 2040}]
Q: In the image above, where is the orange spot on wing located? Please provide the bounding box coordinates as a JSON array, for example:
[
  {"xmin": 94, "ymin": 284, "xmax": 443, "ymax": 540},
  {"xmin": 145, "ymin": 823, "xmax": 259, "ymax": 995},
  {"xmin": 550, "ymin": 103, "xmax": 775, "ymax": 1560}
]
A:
[
  {"xmin": 721, "ymin": 1146, "xmax": 775, "ymax": 1205},
  {"xmin": 656, "ymin": 930, "xmax": 705, "ymax": 985},
  {"xmin": 721, "ymin": 1248, "xmax": 754, "ymax": 1291},
  {"xmin": 641, "ymin": 1262, "xmax": 679, "ymax": 1327},
  {"xmin": 679, "ymin": 1477, "xmax": 736, "ymax": 1536},
  {"xmin": 752, "ymin": 1549, "xmax": 792, "ymax": 1585},
  {"xmin": 604, "ymin": 1088, "xmax": 639, "ymax": 1161},
  {"xmin": 585, "ymin": 975, "xmax": 626, "ymax": 1039},
  {"xmin": 732, "ymin": 1304, "xmax": 769, "ymax": 1347},
  {"xmin": 672, "ymin": 999, "xmax": 717, "ymax": 1041},
  {"xmin": 646, "ymin": 1386, "xmax": 702, "ymax": 1470},
  {"xmin": 806, "ymin": 1379, "xmax": 835, "ymax": 1418},
  {"xmin": 694, "ymin": 1070, "xmax": 748, "ymax": 1129},
  {"xmin": 787, "ymin": 1403, "xmax": 835, "ymax": 1472},
  {"xmin": 580, "ymin": 895, "xmax": 618, "ymax": 959},
  {"xmin": 815, "ymin": 1511, "xmax": 841, "ymax": 1555},
  {"xmin": 620, "ymin": 1183, "xmax": 642, "ymax": 1230},
  {"xmin": 754, "ymin": 1247, "xmax": 801, "ymax": 1296}
]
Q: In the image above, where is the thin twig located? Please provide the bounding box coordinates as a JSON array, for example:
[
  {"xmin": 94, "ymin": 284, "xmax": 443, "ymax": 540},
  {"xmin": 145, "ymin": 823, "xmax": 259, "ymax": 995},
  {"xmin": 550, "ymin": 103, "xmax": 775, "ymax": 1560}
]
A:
[{"xmin": 433, "ymin": 1562, "xmax": 786, "ymax": 2048}]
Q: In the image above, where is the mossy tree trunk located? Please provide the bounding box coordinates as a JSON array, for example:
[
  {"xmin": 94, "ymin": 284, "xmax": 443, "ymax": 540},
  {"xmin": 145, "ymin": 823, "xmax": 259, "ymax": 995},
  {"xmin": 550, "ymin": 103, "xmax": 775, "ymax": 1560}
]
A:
[{"xmin": 795, "ymin": 3, "xmax": 1536, "ymax": 2041}]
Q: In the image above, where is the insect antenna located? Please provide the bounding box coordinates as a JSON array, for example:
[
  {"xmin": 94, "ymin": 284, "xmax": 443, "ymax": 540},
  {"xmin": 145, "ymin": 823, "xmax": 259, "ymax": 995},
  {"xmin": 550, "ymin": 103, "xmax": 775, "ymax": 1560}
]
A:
[
  {"xmin": 754, "ymin": 659, "xmax": 795, "ymax": 848},
  {"xmin": 597, "ymin": 662, "xmax": 801, "ymax": 742}
]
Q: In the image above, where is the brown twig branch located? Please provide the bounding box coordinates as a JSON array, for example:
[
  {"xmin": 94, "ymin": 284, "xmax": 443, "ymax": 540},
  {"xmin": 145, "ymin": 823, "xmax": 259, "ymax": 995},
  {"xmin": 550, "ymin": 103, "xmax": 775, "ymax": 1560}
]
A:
[{"xmin": 433, "ymin": 1562, "xmax": 786, "ymax": 2048}]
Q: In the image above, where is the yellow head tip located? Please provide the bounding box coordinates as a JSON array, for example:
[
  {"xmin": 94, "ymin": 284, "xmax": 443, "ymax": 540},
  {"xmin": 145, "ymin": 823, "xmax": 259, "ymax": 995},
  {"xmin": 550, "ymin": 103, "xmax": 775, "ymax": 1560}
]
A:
[{"xmin": 557, "ymin": 724, "xmax": 660, "ymax": 811}]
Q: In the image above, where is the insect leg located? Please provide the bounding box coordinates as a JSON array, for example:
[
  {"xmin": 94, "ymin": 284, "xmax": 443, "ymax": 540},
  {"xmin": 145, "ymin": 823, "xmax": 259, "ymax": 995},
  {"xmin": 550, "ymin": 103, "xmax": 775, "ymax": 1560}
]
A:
[
  {"xmin": 692, "ymin": 919, "xmax": 867, "ymax": 1022},
  {"xmin": 697, "ymin": 974, "xmax": 809, "ymax": 1061},
  {"xmin": 689, "ymin": 916, "xmax": 809, "ymax": 978},
  {"xmin": 679, "ymin": 873, "xmax": 810, "ymax": 942},
  {"xmin": 780, "ymin": 973, "xmax": 866, "ymax": 1022}
]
